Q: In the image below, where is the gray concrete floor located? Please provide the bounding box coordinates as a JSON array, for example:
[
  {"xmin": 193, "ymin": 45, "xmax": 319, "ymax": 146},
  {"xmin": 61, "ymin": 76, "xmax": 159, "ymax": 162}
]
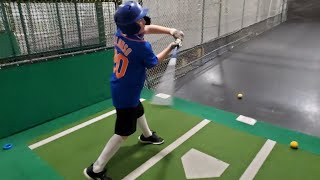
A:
[{"xmin": 174, "ymin": 21, "xmax": 320, "ymax": 137}]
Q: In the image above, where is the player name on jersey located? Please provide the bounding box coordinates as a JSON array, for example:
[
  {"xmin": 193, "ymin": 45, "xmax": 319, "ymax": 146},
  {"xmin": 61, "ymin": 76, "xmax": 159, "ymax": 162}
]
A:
[{"xmin": 114, "ymin": 36, "xmax": 132, "ymax": 56}]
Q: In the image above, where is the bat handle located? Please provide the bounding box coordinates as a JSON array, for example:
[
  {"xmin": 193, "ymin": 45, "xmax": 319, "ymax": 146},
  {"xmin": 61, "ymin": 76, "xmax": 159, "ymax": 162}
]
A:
[{"xmin": 172, "ymin": 46, "xmax": 178, "ymax": 58}]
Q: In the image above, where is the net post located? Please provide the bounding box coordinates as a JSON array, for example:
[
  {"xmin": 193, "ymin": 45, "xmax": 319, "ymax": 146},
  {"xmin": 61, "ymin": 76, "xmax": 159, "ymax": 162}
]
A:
[
  {"xmin": 217, "ymin": 0, "xmax": 222, "ymax": 37},
  {"xmin": 95, "ymin": 1, "xmax": 106, "ymax": 46},
  {"xmin": 256, "ymin": 0, "xmax": 261, "ymax": 23},
  {"xmin": 280, "ymin": 0, "xmax": 285, "ymax": 23},
  {"xmin": 17, "ymin": 1, "xmax": 31, "ymax": 55},
  {"xmin": 55, "ymin": 2, "xmax": 65, "ymax": 49},
  {"xmin": 200, "ymin": 0, "xmax": 205, "ymax": 44},
  {"xmin": 26, "ymin": 1, "xmax": 37, "ymax": 53},
  {"xmin": 74, "ymin": 2, "xmax": 82, "ymax": 47},
  {"xmin": 241, "ymin": 0, "xmax": 246, "ymax": 29}
]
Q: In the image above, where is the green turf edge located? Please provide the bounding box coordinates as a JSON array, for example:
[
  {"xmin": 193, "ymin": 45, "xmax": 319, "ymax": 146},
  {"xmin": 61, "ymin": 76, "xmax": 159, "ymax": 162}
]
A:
[
  {"xmin": 0, "ymin": 98, "xmax": 113, "ymax": 145},
  {"xmin": 141, "ymin": 89, "xmax": 320, "ymax": 155},
  {"xmin": 0, "ymin": 98, "xmax": 114, "ymax": 179},
  {"xmin": 0, "ymin": 144, "xmax": 63, "ymax": 179}
]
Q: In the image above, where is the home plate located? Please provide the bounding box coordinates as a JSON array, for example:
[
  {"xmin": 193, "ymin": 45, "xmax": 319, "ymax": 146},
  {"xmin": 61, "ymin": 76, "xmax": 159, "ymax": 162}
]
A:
[
  {"xmin": 156, "ymin": 93, "xmax": 171, "ymax": 99},
  {"xmin": 181, "ymin": 148, "xmax": 229, "ymax": 179},
  {"xmin": 236, "ymin": 115, "xmax": 257, "ymax": 125},
  {"xmin": 151, "ymin": 93, "xmax": 172, "ymax": 105}
]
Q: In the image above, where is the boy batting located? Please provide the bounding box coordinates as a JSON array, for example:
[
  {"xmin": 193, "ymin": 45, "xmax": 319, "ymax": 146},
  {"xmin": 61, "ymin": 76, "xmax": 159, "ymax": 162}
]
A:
[{"xmin": 84, "ymin": 1, "xmax": 184, "ymax": 179}]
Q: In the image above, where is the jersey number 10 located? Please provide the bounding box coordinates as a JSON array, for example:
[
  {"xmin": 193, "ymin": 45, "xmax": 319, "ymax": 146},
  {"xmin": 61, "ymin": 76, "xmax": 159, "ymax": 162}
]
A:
[{"xmin": 113, "ymin": 49, "xmax": 129, "ymax": 79}]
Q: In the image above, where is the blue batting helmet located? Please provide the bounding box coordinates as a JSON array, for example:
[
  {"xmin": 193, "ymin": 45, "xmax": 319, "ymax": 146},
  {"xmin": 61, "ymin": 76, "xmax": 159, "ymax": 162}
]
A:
[{"xmin": 114, "ymin": 1, "xmax": 149, "ymax": 35}]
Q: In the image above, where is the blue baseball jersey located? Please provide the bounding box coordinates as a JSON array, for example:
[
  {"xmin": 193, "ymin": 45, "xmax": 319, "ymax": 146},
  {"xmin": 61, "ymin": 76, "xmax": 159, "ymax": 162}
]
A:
[{"xmin": 110, "ymin": 29, "xmax": 158, "ymax": 108}]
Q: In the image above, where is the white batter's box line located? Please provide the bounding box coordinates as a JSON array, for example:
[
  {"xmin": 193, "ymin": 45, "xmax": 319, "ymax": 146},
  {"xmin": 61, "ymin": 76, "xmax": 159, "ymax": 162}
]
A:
[
  {"xmin": 240, "ymin": 139, "xmax": 276, "ymax": 180},
  {"xmin": 29, "ymin": 99, "xmax": 146, "ymax": 150}
]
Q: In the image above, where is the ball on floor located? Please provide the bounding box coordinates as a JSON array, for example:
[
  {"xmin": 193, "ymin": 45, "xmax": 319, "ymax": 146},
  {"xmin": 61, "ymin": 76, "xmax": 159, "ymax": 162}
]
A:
[{"xmin": 290, "ymin": 141, "xmax": 298, "ymax": 149}]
